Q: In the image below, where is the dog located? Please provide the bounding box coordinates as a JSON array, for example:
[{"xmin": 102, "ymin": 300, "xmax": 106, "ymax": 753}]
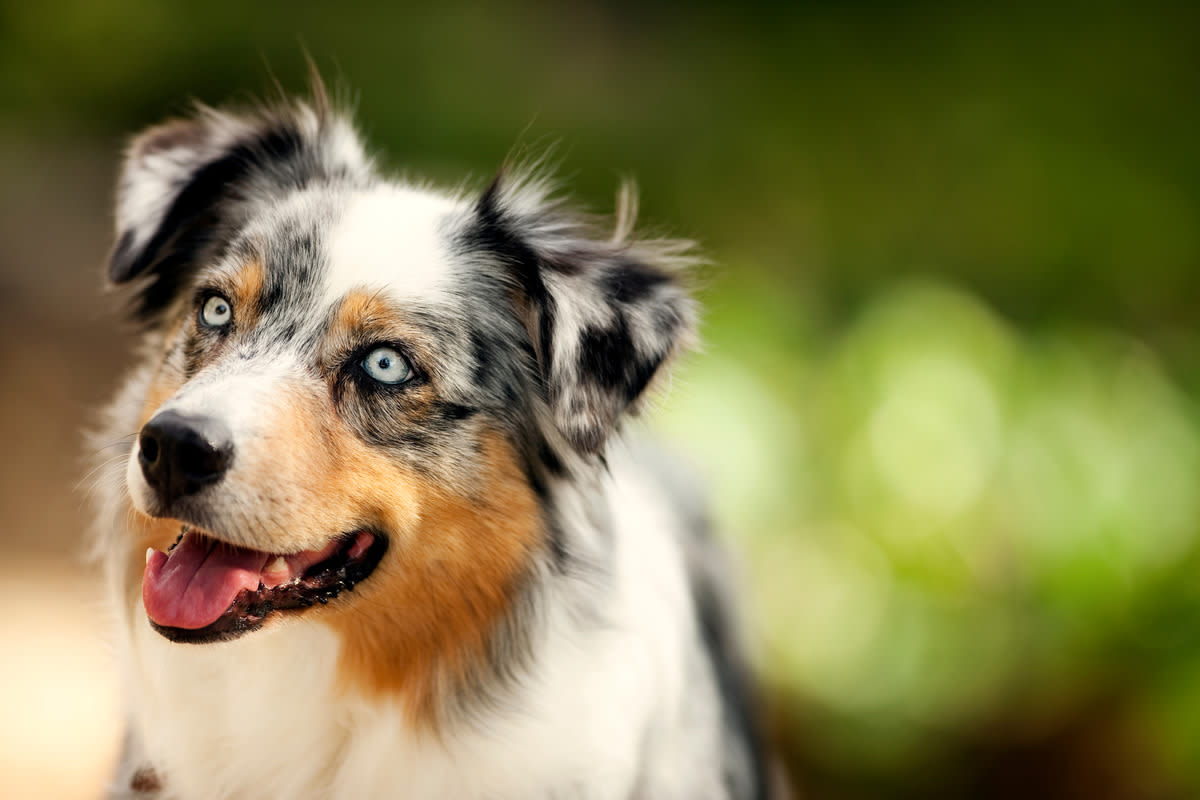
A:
[{"xmin": 89, "ymin": 87, "xmax": 770, "ymax": 800}]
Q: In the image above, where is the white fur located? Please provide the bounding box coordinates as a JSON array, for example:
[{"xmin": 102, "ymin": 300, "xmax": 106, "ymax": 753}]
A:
[{"xmin": 323, "ymin": 186, "xmax": 462, "ymax": 307}]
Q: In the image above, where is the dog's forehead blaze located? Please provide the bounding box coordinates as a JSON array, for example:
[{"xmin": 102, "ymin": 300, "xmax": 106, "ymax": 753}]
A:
[
  {"xmin": 320, "ymin": 430, "xmax": 542, "ymax": 726},
  {"xmin": 324, "ymin": 186, "xmax": 460, "ymax": 308}
]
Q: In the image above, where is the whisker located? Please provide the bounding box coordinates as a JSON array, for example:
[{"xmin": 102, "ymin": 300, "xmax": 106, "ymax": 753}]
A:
[
  {"xmin": 77, "ymin": 453, "xmax": 131, "ymax": 494},
  {"xmin": 86, "ymin": 433, "xmax": 138, "ymax": 458}
]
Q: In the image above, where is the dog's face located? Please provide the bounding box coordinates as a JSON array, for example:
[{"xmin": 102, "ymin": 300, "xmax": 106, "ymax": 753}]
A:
[{"xmin": 108, "ymin": 102, "xmax": 694, "ymax": 720}]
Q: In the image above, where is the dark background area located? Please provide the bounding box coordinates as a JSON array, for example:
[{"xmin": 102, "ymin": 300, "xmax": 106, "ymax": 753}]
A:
[{"xmin": 1, "ymin": 2, "xmax": 1198, "ymax": 798}]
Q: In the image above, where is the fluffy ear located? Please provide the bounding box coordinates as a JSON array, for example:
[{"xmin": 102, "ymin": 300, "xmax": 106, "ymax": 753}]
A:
[
  {"xmin": 466, "ymin": 177, "xmax": 698, "ymax": 455},
  {"xmin": 108, "ymin": 101, "xmax": 367, "ymax": 322}
]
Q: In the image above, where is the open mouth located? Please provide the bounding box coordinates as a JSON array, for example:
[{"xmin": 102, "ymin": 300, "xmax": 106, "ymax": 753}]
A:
[{"xmin": 142, "ymin": 527, "xmax": 387, "ymax": 643}]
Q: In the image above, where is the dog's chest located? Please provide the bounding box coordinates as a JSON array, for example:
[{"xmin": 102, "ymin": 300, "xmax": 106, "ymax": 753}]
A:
[
  {"xmin": 129, "ymin": 620, "xmax": 647, "ymax": 800},
  {"xmin": 133, "ymin": 623, "xmax": 357, "ymax": 798}
]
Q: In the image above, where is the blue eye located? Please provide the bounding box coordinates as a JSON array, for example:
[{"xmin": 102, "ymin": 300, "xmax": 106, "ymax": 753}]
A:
[
  {"xmin": 361, "ymin": 346, "xmax": 412, "ymax": 385},
  {"xmin": 199, "ymin": 294, "xmax": 233, "ymax": 328}
]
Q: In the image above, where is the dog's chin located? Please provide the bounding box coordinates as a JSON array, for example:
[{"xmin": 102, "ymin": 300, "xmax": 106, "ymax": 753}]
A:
[{"xmin": 142, "ymin": 526, "xmax": 388, "ymax": 644}]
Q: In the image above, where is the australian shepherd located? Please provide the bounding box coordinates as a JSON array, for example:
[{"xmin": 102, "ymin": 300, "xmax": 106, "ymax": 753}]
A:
[{"xmin": 90, "ymin": 87, "xmax": 770, "ymax": 799}]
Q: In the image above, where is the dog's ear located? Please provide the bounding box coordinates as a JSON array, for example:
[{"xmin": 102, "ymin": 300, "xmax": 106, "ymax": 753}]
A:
[
  {"xmin": 109, "ymin": 114, "xmax": 264, "ymax": 322},
  {"xmin": 111, "ymin": 118, "xmax": 233, "ymax": 285},
  {"xmin": 467, "ymin": 177, "xmax": 698, "ymax": 455},
  {"xmin": 109, "ymin": 103, "xmax": 367, "ymax": 322}
]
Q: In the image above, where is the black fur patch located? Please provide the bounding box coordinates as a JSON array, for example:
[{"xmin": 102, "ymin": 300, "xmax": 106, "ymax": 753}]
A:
[
  {"xmin": 602, "ymin": 258, "xmax": 670, "ymax": 304},
  {"xmin": 257, "ymin": 280, "xmax": 286, "ymax": 317},
  {"xmin": 576, "ymin": 317, "xmax": 657, "ymax": 402},
  {"xmin": 110, "ymin": 230, "xmax": 136, "ymax": 278}
]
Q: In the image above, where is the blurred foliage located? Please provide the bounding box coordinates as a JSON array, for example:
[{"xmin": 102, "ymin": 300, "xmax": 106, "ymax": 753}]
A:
[
  {"xmin": 3, "ymin": 1, "xmax": 1198, "ymax": 337},
  {"xmin": 659, "ymin": 283, "xmax": 1200, "ymax": 796},
  {"xmin": 3, "ymin": 1, "xmax": 1199, "ymax": 797}
]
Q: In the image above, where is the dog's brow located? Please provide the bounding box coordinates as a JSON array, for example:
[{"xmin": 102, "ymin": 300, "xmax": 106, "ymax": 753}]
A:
[
  {"xmin": 232, "ymin": 260, "xmax": 266, "ymax": 305},
  {"xmin": 331, "ymin": 289, "xmax": 394, "ymax": 336},
  {"xmin": 204, "ymin": 260, "xmax": 267, "ymax": 310}
]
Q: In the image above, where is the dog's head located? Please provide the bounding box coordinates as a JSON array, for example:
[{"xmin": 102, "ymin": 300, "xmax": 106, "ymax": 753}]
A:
[{"xmin": 108, "ymin": 98, "xmax": 695, "ymax": 718}]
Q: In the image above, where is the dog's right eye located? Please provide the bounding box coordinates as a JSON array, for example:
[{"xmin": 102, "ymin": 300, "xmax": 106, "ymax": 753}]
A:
[
  {"xmin": 361, "ymin": 346, "xmax": 413, "ymax": 385},
  {"xmin": 199, "ymin": 294, "xmax": 233, "ymax": 329}
]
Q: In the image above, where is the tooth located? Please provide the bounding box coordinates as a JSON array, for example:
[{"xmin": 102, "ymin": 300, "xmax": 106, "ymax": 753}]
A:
[
  {"xmin": 145, "ymin": 547, "xmax": 154, "ymax": 565},
  {"xmin": 268, "ymin": 556, "xmax": 287, "ymax": 574}
]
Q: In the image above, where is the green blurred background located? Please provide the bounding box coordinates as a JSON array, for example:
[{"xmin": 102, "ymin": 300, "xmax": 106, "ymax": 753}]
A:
[{"xmin": 2, "ymin": 1, "xmax": 1198, "ymax": 798}]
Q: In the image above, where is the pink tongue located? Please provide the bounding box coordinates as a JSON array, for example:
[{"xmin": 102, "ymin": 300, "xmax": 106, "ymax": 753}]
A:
[{"xmin": 143, "ymin": 532, "xmax": 270, "ymax": 630}]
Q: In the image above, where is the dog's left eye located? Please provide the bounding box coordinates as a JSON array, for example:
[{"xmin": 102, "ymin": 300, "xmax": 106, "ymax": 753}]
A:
[
  {"xmin": 361, "ymin": 346, "xmax": 412, "ymax": 385},
  {"xmin": 199, "ymin": 294, "xmax": 233, "ymax": 328}
]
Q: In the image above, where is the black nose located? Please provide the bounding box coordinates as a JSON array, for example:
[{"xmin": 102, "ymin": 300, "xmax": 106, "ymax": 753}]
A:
[{"xmin": 138, "ymin": 410, "xmax": 234, "ymax": 506}]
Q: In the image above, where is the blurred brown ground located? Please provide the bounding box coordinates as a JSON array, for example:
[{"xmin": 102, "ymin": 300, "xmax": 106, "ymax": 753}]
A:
[{"xmin": 0, "ymin": 136, "xmax": 132, "ymax": 799}]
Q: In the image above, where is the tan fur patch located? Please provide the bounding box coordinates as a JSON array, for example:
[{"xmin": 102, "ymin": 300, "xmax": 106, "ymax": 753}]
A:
[
  {"xmin": 228, "ymin": 376, "xmax": 541, "ymax": 725},
  {"xmin": 319, "ymin": 430, "xmax": 541, "ymax": 727},
  {"xmin": 331, "ymin": 290, "xmax": 393, "ymax": 339},
  {"xmin": 226, "ymin": 259, "xmax": 265, "ymax": 327}
]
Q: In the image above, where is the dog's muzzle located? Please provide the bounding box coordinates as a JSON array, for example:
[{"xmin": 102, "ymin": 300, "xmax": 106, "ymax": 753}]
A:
[{"xmin": 138, "ymin": 410, "xmax": 234, "ymax": 506}]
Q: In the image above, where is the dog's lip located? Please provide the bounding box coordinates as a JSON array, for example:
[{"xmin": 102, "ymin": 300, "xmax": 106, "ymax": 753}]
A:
[{"xmin": 142, "ymin": 527, "xmax": 388, "ymax": 643}]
